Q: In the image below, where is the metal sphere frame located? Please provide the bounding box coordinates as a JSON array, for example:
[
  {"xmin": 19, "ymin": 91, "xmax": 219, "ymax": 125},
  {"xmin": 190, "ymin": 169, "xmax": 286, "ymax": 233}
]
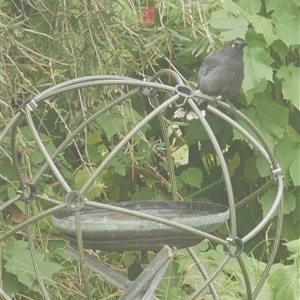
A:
[{"xmin": 0, "ymin": 70, "xmax": 284, "ymax": 300}]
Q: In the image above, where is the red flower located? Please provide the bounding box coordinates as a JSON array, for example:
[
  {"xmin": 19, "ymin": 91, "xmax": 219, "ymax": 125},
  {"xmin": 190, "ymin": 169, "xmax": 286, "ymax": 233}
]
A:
[{"xmin": 142, "ymin": 8, "xmax": 155, "ymax": 27}]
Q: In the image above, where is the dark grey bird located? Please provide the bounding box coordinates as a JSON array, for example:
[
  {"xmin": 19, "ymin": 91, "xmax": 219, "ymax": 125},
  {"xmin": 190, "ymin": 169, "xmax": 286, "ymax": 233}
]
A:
[{"xmin": 174, "ymin": 40, "xmax": 247, "ymax": 119}]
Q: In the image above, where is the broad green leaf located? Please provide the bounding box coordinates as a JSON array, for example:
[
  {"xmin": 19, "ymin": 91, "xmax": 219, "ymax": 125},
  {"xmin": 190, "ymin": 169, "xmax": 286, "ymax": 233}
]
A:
[
  {"xmin": 248, "ymin": 15, "xmax": 276, "ymax": 47},
  {"xmin": 280, "ymin": 215, "xmax": 300, "ymax": 241},
  {"xmin": 86, "ymin": 144, "xmax": 102, "ymax": 163},
  {"xmin": 245, "ymin": 79, "xmax": 268, "ymax": 104},
  {"xmin": 259, "ymin": 187, "xmax": 296, "ymax": 218},
  {"xmin": 122, "ymin": 252, "xmax": 136, "ymax": 268},
  {"xmin": 180, "ymin": 167, "xmax": 203, "ymax": 188},
  {"xmin": 235, "ymin": 96, "xmax": 289, "ymax": 151},
  {"xmin": 273, "ymin": 12, "xmax": 300, "ymax": 48},
  {"xmin": 243, "ymin": 47, "xmax": 274, "ymax": 92},
  {"xmin": 244, "ymin": 156, "xmax": 259, "ymax": 183},
  {"xmin": 235, "ymin": 0, "xmax": 261, "ymax": 14},
  {"xmin": 273, "ymin": 134, "xmax": 300, "ymax": 186},
  {"xmin": 290, "ymin": 158, "xmax": 300, "ymax": 186},
  {"xmin": 114, "ymin": 163, "xmax": 126, "ymax": 176},
  {"xmin": 271, "ymin": 40, "xmax": 289, "ymax": 63},
  {"xmin": 131, "ymin": 191, "xmax": 156, "ymax": 201},
  {"xmin": 284, "ymin": 239, "xmax": 300, "ymax": 259},
  {"xmin": 268, "ymin": 265, "xmax": 300, "ymax": 300},
  {"xmin": 277, "ymin": 64, "xmax": 300, "ymax": 111},
  {"xmin": 265, "ymin": 0, "xmax": 299, "ymax": 15},
  {"xmin": 87, "ymin": 132, "xmax": 102, "ymax": 145},
  {"xmin": 2, "ymin": 272, "xmax": 27, "ymax": 295},
  {"xmin": 227, "ymin": 152, "xmax": 240, "ymax": 177},
  {"xmin": 3, "ymin": 241, "xmax": 62, "ymax": 289},
  {"xmin": 209, "ymin": 9, "xmax": 248, "ymax": 41}
]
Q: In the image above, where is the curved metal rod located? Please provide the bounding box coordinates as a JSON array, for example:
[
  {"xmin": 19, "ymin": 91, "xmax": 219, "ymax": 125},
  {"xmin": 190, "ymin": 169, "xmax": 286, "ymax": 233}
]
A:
[
  {"xmin": 187, "ymin": 256, "xmax": 231, "ymax": 300},
  {"xmin": 236, "ymin": 179, "xmax": 274, "ymax": 209},
  {"xmin": 0, "ymin": 288, "xmax": 13, "ymax": 300},
  {"xmin": 75, "ymin": 212, "xmax": 92, "ymax": 299},
  {"xmin": 25, "ymin": 108, "xmax": 72, "ymax": 192},
  {"xmin": 31, "ymin": 75, "xmax": 141, "ymax": 102},
  {"xmin": 0, "ymin": 112, "xmax": 23, "ymax": 143},
  {"xmin": 237, "ymin": 256, "xmax": 253, "ymax": 300},
  {"xmin": 10, "ymin": 120, "xmax": 24, "ymax": 185},
  {"xmin": 0, "ymin": 195, "xmax": 21, "ymax": 211},
  {"xmin": 0, "ymin": 204, "xmax": 66, "ymax": 242},
  {"xmin": 151, "ymin": 69, "xmax": 185, "ymax": 84},
  {"xmin": 26, "ymin": 204, "xmax": 51, "ymax": 300},
  {"xmin": 243, "ymin": 176, "xmax": 283, "ymax": 243},
  {"xmin": 208, "ymin": 106, "xmax": 271, "ymax": 164},
  {"xmin": 32, "ymin": 79, "xmax": 175, "ymax": 104},
  {"xmin": 252, "ymin": 192, "xmax": 284, "ymax": 299},
  {"xmin": 187, "ymin": 99, "xmax": 238, "ymax": 238},
  {"xmin": 205, "ymin": 99, "xmax": 277, "ymax": 167},
  {"xmin": 187, "ymin": 247, "xmax": 220, "ymax": 300}
]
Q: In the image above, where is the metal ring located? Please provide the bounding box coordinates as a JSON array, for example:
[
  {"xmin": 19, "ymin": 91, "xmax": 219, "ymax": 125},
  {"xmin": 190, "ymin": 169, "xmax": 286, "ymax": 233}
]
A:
[
  {"xmin": 66, "ymin": 190, "xmax": 86, "ymax": 211},
  {"xmin": 17, "ymin": 183, "xmax": 36, "ymax": 203},
  {"xmin": 174, "ymin": 85, "xmax": 194, "ymax": 98},
  {"xmin": 223, "ymin": 237, "xmax": 244, "ymax": 258}
]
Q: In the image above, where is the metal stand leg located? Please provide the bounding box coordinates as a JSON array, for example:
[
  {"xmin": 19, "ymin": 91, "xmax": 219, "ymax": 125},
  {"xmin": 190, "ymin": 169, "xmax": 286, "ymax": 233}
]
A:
[{"xmin": 65, "ymin": 245, "xmax": 176, "ymax": 300}]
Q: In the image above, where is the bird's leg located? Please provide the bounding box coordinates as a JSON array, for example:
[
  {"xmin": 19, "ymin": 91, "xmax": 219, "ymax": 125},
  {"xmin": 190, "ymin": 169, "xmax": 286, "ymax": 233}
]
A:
[{"xmin": 225, "ymin": 98, "xmax": 236, "ymax": 111}]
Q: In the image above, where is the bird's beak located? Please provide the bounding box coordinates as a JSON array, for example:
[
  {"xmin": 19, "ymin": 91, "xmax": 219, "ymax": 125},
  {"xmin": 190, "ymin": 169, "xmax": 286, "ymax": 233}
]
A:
[{"xmin": 240, "ymin": 42, "xmax": 247, "ymax": 48}]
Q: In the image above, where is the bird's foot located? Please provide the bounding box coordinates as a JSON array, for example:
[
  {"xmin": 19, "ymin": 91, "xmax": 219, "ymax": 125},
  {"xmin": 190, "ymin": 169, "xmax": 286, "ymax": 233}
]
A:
[
  {"xmin": 212, "ymin": 95, "xmax": 222, "ymax": 104},
  {"xmin": 226, "ymin": 100, "xmax": 236, "ymax": 112}
]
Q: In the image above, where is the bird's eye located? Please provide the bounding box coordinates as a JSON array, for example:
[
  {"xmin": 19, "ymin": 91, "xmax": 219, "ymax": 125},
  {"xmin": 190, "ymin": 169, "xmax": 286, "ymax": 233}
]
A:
[{"xmin": 231, "ymin": 43, "xmax": 236, "ymax": 48}]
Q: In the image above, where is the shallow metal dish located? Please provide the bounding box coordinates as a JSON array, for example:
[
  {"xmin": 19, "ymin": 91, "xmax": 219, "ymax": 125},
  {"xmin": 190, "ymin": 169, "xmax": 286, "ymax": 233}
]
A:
[{"xmin": 52, "ymin": 201, "xmax": 229, "ymax": 251}]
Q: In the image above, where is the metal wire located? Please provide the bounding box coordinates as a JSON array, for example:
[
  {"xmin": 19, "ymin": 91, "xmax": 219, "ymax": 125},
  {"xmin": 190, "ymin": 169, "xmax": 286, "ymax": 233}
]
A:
[{"xmin": 0, "ymin": 72, "xmax": 284, "ymax": 300}]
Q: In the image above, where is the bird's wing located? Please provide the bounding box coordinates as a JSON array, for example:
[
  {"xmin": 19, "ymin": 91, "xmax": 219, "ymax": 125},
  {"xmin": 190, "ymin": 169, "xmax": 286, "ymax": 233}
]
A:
[{"xmin": 198, "ymin": 52, "xmax": 225, "ymax": 77}]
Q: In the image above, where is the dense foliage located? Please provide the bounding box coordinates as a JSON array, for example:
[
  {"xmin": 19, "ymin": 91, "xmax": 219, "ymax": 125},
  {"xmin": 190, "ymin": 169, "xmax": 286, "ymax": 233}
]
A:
[{"xmin": 0, "ymin": 0, "xmax": 299, "ymax": 299}]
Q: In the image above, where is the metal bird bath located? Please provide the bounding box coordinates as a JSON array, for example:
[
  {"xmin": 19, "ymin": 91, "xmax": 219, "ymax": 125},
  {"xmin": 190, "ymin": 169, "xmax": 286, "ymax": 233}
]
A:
[
  {"xmin": 0, "ymin": 70, "xmax": 284, "ymax": 300},
  {"xmin": 52, "ymin": 201, "xmax": 229, "ymax": 251}
]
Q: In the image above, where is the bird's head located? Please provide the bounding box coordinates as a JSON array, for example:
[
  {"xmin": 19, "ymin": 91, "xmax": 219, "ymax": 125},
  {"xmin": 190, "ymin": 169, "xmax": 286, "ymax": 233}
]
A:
[
  {"xmin": 223, "ymin": 40, "xmax": 247, "ymax": 58},
  {"xmin": 229, "ymin": 40, "xmax": 247, "ymax": 50}
]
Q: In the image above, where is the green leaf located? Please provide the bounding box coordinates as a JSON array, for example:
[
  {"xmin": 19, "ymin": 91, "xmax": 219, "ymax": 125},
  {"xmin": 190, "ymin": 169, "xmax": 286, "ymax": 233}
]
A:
[
  {"xmin": 167, "ymin": 29, "xmax": 191, "ymax": 42},
  {"xmin": 122, "ymin": 252, "xmax": 137, "ymax": 268},
  {"xmin": 114, "ymin": 163, "xmax": 126, "ymax": 176},
  {"xmin": 265, "ymin": 0, "xmax": 299, "ymax": 16},
  {"xmin": 273, "ymin": 12, "xmax": 300, "ymax": 47},
  {"xmin": 3, "ymin": 241, "xmax": 62, "ymax": 290},
  {"xmin": 273, "ymin": 134, "xmax": 300, "ymax": 187},
  {"xmin": 248, "ymin": 15, "xmax": 276, "ymax": 47},
  {"xmin": 290, "ymin": 157, "xmax": 300, "ymax": 186},
  {"xmin": 235, "ymin": 0, "xmax": 261, "ymax": 14},
  {"xmin": 87, "ymin": 132, "xmax": 102, "ymax": 145},
  {"xmin": 276, "ymin": 64, "xmax": 300, "ymax": 111},
  {"xmin": 243, "ymin": 47, "xmax": 274, "ymax": 92},
  {"xmin": 284, "ymin": 239, "xmax": 300, "ymax": 259},
  {"xmin": 131, "ymin": 191, "xmax": 156, "ymax": 201},
  {"xmin": 172, "ymin": 144, "xmax": 189, "ymax": 166},
  {"xmin": 2, "ymin": 272, "xmax": 26, "ymax": 295},
  {"xmin": 268, "ymin": 265, "xmax": 300, "ymax": 300},
  {"xmin": 259, "ymin": 187, "xmax": 296, "ymax": 217},
  {"xmin": 244, "ymin": 156, "xmax": 259, "ymax": 183},
  {"xmin": 235, "ymin": 96, "xmax": 289, "ymax": 151},
  {"xmin": 180, "ymin": 167, "xmax": 203, "ymax": 188},
  {"xmin": 227, "ymin": 152, "xmax": 240, "ymax": 177},
  {"xmin": 209, "ymin": 9, "xmax": 248, "ymax": 41}
]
